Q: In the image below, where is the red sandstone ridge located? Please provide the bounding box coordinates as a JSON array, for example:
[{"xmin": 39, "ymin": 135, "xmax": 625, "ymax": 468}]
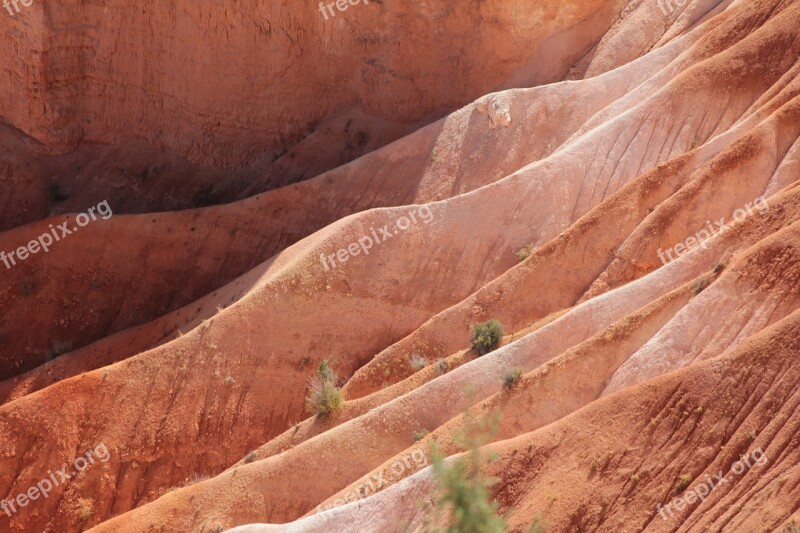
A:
[
  {"xmin": 1, "ymin": 1, "xmax": 800, "ymax": 532},
  {"xmin": 0, "ymin": 0, "xmax": 639, "ymax": 230}
]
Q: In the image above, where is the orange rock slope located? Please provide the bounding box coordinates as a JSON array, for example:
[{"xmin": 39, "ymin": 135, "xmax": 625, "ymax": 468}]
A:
[{"xmin": 1, "ymin": 0, "xmax": 800, "ymax": 532}]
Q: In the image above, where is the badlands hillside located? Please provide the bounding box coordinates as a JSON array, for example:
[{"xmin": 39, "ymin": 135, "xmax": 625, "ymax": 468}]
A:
[{"xmin": 1, "ymin": 0, "xmax": 800, "ymax": 532}]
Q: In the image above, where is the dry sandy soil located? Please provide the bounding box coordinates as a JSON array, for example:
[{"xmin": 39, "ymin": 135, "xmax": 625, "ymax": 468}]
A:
[{"xmin": 1, "ymin": 0, "xmax": 800, "ymax": 532}]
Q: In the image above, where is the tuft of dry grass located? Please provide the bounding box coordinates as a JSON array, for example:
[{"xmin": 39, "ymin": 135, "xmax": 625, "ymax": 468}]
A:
[{"xmin": 305, "ymin": 360, "xmax": 344, "ymax": 418}]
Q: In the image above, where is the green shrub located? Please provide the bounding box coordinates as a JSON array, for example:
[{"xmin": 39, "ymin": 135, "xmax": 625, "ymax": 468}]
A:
[
  {"xmin": 410, "ymin": 354, "xmax": 428, "ymax": 371},
  {"xmin": 528, "ymin": 516, "xmax": 550, "ymax": 533},
  {"xmin": 428, "ymin": 410, "xmax": 506, "ymax": 533},
  {"xmin": 502, "ymin": 369, "xmax": 522, "ymax": 390},
  {"xmin": 317, "ymin": 359, "xmax": 336, "ymax": 382},
  {"xmin": 193, "ymin": 184, "xmax": 214, "ymax": 207},
  {"xmin": 19, "ymin": 280, "xmax": 34, "ymax": 297},
  {"xmin": 675, "ymin": 474, "xmax": 692, "ymax": 493},
  {"xmin": 77, "ymin": 498, "xmax": 94, "ymax": 528},
  {"xmin": 516, "ymin": 245, "xmax": 534, "ymax": 262},
  {"xmin": 471, "ymin": 320, "xmax": 504, "ymax": 356},
  {"xmin": 47, "ymin": 340, "xmax": 73, "ymax": 360},
  {"xmin": 693, "ymin": 276, "xmax": 710, "ymax": 294},
  {"xmin": 413, "ymin": 429, "xmax": 430, "ymax": 442},
  {"xmin": 49, "ymin": 183, "xmax": 69, "ymax": 202},
  {"xmin": 781, "ymin": 521, "xmax": 800, "ymax": 533},
  {"xmin": 305, "ymin": 360, "xmax": 344, "ymax": 418}
]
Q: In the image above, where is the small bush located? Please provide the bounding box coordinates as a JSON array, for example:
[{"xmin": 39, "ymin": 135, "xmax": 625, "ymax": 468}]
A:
[
  {"xmin": 675, "ymin": 474, "xmax": 692, "ymax": 493},
  {"xmin": 528, "ymin": 516, "xmax": 550, "ymax": 533},
  {"xmin": 471, "ymin": 320, "xmax": 504, "ymax": 356},
  {"xmin": 693, "ymin": 277, "xmax": 710, "ymax": 294},
  {"xmin": 193, "ymin": 184, "xmax": 214, "ymax": 207},
  {"xmin": 305, "ymin": 360, "xmax": 344, "ymax": 418},
  {"xmin": 76, "ymin": 498, "xmax": 93, "ymax": 528},
  {"xmin": 436, "ymin": 358, "xmax": 450, "ymax": 374},
  {"xmin": 428, "ymin": 410, "xmax": 506, "ymax": 533},
  {"xmin": 244, "ymin": 451, "xmax": 257, "ymax": 464},
  {"xmin": 19, "ymin": 280, "xmax": 34, "ymax": 297},
  {"xmin": 307, "ymin": 380, "xmax": 343, "ymax": 418},
  {"xmin": 47, "ymin": 340, "xmax": 73, "ymax": 360},
  {"xmin": 410, "ymin": 354, "xmax": 428, "ymax": 371},
  {"xmin": 781, "ymin": 521, "xmax": 800, "ymax": 533},
  {"xmin": 413, "ymin": 429, "xmax": 430, "ymax": 442},
  {"xmin": 49, "ymin": 183, "xmax": 69, "ymax": 202},
  {"xmin": 502, "ymin": 368, "xmax": 522, "ymax": 390},
  {"xmin": 187, "ymin": 473, "xmax": 210, "ymax": 486},
  {"xmin": 317, "ymin": 359, "xmax": 336, "ymax": 382},
  {"xmin": 516, "ymin": 245, "xmax": 534, "ymax": 262}
]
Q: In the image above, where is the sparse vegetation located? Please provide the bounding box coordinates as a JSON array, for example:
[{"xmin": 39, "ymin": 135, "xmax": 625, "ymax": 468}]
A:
[
  {"xmin": 569, "ymin": 500, "xmax": 588, "ymax": 525},
  {"xmin": 781, "ymin": 521, "xmax": 800, "ymax": 533},
  {"xmin": 413, "ymin": 429, "xmax": 430, "ymax": 442},
  {"xmin": 19, "ymin": 280, "xmax": 34, "ymax": 297},
  {"xmin": 317, "ymin": 359, "xmax": 336, "ymax": 382},
  {"xmin": 187, "ymin": 473, "xmax": 210, "ymax": 486},
  {"xmin": 471, "ymin": 320, "xmax": 504, "ymax": 356},
  {"xmin": 675, "ymin": 474, "xmax": 692, "ymax": 493},
  {"xmin": 527, "ymin": 516, "xmax": 549, "ymax": 533},
  {"xmin": 305, "ymin": 360, "xmax": 344, "ymax": 418},
  {"xmin": 516, "ymin": 244, "xmax": 534, "ymax": 262},
  {"xmin": 76, "ymin": 498, "xmax": 93, "ymax": 528},
  {"xmin": 428, "ymin": 409, "xmax": 506, "ymax": 533},
  {"xmin": 193, "ymin": 184, "xmax": 214, "ymax": 207},
  {"xmin": 225, "ymin": 375, "xmax": 236, "ymax": 385},
  {"xmin": 49, "ymin": 183, "xmax": 69, "ymax": 202},
  {"xmin": 502, "ymin": 368, "xmax": 522, "ymax": 390},
  {"xmin": 693, "ymin": 276, "xmax": 710, "ymax": 294},
  {"xmin": 345, "ymin": 129, "xmax": 369, "ymax": 151},
  {"xmin": 47, "ymin": 340, "xmax": 73, "ymax": 360},
  {"xmin": 244, "ymin": 451, "xmax": 257, "ymax": 464},
  {"xmin": 410, "ymin": 354, "xmax": 428, "ymax": 371},
  {"xmin": 713, "ymin": 262, "xmax": 726, "ymax": 274},
  {"xmin": 436, "ymin": 358, "xmax": 451, "ymax": 375}
]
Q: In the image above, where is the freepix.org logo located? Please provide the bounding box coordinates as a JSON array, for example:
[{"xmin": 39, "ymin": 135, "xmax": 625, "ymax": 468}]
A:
[
  {"xmin": 320, "ymin": 205, "xmax": 434, "ymax": 272},
  {"xmin": 3, "ymin": 0, "xmax": 33, "ymax": 17},
  {"xmin": 318, "ymin": 0, "xmax": 369, "ymax": 21},
  {"xmin": 0, "ymin": 200, "xmax": 113, "ymax": 271},
  {"xmin": 1, "ymin": 443, "xmax": 111, "ymax": 518}
]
